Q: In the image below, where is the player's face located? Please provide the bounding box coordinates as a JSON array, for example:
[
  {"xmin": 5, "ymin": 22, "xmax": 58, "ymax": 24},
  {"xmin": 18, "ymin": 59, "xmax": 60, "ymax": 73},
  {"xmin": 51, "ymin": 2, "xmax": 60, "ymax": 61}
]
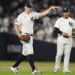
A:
[
  {"xmin": 63, "ymin": 12, "xmax": 70, "ymax": 18},
  {"xmin": 24, "ymin": 6, "xmax": 32, "ymax": 14}
]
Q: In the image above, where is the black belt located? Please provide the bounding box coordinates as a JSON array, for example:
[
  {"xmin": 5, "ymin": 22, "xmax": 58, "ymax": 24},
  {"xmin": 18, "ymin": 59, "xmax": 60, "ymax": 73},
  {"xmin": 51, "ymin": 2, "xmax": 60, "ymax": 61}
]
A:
[
  {"xmin": 24, "ymin": 33, "xmax": 33, "ymax": 36},
  {"xmin": 63, "ymin": 36, "xmax": 69, "ymax": 38},
  {"xmin": 63, "ymin": 36, "xmax": 72, "ymax": 38}
]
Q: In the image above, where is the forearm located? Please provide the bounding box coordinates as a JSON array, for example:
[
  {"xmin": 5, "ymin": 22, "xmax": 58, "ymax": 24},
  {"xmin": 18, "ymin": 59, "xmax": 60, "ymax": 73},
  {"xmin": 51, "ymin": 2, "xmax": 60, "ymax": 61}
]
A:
[
  {"xmin": 53, "ymin": 27, "xmax": 62, "ymax": 37},
  {"xmin": 14, "ymin": 25, "xmax": 20, "ymax": 37},
  {"xmin": 39, "ymin": 7, "xmax": 51, "ymax": 17},
  {"xmin": 54, "ymin": 27, "xmax": 62, "ymax": 34},
  {"xmin": 39, "ymin": 6, "xmax": 58, "ymax": 17}
]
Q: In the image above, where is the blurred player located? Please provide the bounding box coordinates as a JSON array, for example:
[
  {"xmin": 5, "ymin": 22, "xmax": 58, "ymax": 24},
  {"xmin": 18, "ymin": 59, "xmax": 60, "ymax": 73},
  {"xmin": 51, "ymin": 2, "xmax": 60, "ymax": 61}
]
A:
[
  {"xmin": 10, "ymin": 1, "xmax": 57, "ymax": 74},
  {"xmin": 53, "ymin": 7, "xmax": 75, "ymax": 73}
]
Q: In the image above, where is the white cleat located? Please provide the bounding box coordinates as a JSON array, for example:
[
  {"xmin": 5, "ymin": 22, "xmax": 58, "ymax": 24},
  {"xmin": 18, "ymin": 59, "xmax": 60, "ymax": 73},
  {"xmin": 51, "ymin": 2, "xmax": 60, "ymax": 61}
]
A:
[
  {"xmin": 53, "ymin": 66, "xmax": 60, "ymax": 73},
  {"xmin": 63, "ymin": 70, "xmax": 71, "ymax": 73},
  {"xmin": 53, "ymin": 68, "xmax": 58, "ymax": 72},
  {"xmin": 32, "ymin": 69, "xmax": 41, "ymax": 75},
  {"xmin": 53, "ymin": 67, "xmax": 59, "ymax": 73},
  {"xmin": 10, "ymin": 67, "xmax": 18, "ymax": 73}
]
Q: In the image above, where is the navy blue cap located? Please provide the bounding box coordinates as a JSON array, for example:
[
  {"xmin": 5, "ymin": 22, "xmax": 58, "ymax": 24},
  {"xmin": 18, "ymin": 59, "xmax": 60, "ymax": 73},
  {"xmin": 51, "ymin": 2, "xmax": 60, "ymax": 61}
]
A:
[
  {"xmin": 25, "ymin": 2, "xmax": 32, "ymax": 8},
  {"xmin": 63, "ymin": 7, "xmax": 70, "ymax": 12}
]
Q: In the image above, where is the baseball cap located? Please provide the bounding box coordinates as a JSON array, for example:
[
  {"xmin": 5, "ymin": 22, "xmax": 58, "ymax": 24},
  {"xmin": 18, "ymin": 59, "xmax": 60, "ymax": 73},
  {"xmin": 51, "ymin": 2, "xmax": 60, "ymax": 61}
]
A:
[
  {"xmin": 25, "ymin": 2, "xmax": 32, "ymax": 8},
  {"xmin": 63, "ymin": 7, "xmax": 70, "ymax": 12}
]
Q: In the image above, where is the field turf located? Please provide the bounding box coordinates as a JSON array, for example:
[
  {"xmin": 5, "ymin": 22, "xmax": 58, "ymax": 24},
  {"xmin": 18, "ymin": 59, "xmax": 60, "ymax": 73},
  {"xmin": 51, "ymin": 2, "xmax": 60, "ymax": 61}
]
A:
[{"xmin": 0, "ymin": 61, "xmax": 75, "ymax": 75}]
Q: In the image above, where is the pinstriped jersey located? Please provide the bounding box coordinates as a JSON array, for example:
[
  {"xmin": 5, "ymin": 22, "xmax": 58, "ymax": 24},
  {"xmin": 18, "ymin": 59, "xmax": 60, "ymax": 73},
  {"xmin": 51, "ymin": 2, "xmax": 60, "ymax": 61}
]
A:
[
  {"xmin": 15, "ymin": 12, "xmax": 40, "ymax": 34},
  {"xmin": 54, "ymin": 17, "xmax": 75, "ymax": 37}
]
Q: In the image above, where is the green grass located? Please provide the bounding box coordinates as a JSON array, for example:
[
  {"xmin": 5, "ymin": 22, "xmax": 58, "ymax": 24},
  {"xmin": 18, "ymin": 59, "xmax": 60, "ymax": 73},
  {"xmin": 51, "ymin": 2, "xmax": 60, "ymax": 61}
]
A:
[
  {"xmin": 0, "ymin": 70, "xmax": 75, "ymax": 75},
  {"xmin": 0, "ymin": 61, "xmax": 75, "ymax": 75}
]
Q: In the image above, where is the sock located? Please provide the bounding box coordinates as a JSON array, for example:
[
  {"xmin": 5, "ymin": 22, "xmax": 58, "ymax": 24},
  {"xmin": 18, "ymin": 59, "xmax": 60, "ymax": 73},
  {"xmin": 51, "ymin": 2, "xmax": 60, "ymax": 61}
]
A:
[{"xmin": 27, "ymin": 55, "xmax": 36, "ymax": 71}]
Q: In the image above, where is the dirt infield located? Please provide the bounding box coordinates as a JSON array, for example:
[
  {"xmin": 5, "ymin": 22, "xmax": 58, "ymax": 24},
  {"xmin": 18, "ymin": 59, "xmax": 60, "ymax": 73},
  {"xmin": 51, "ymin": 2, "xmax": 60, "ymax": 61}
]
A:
[{"xmin": 0, "ymin": 63, "xmax": 75, "ymax": 71}]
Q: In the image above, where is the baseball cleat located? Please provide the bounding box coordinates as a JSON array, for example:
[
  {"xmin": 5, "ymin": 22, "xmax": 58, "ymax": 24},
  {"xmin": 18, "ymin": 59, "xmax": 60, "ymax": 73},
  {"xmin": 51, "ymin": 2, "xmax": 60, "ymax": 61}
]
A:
[
  {"xmin": 32, "ymin": 69, "xmax": 41, "ymax": 75},
  {"xmin": 10, "ymin": 67, "xmax": 18, "ymax": 73},
  {"xmin": 63, "ymin": 70, "xmax": 71, "ymax": 73},
  {"xmin": 53, "ymin": 68, "xmax": 58, "ymax": 72},
  {"xmin": 53, "ymin": 67, "xmax": 59, "ymax": 72}
]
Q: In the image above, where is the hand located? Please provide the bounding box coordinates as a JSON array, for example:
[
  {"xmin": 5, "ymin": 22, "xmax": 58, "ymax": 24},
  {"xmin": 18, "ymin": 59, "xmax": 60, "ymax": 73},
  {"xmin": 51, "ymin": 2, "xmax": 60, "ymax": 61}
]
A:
[
  {"xmin": 20, "ymin": 34, "xmax": 30, "ymax": 42},
  {"xmin": 50, "ymin": 6, "xmax": 59, "ymax": 10}
]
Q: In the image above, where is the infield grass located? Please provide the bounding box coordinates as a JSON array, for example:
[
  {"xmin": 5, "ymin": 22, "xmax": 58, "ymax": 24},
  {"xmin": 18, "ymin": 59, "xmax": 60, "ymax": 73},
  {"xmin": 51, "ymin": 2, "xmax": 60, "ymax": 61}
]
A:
[{"xmin": 0, "ymin": 61, "xmax": 75, "ymax": 75}]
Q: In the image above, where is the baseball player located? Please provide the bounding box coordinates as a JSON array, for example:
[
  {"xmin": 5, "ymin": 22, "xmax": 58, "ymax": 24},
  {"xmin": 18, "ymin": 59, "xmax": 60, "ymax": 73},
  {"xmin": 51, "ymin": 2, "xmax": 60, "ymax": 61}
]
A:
[
  {"xmin": 10, "ymin": 1, "xmax": 57, "ymax": 74},
  {"xmin": 53, "ymin": 7, "xmax": 75, "ymax": 72}
]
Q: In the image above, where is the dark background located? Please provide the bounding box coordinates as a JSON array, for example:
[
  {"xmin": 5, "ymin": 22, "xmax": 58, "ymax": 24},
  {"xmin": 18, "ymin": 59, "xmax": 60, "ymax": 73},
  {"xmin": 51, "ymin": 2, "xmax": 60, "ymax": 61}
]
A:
[
  {"xmin": 0, "ymin": 33, "xmax": 75, "ymax": 62},
  {"xmin": 0, "ymin": 0, "xmax": 75, "ymax": 62}
]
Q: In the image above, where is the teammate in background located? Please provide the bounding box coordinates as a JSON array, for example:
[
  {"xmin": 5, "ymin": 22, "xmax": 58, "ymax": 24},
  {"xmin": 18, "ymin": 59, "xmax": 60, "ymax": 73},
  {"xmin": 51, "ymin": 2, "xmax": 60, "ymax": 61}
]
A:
[
  {"xmin": 53, "ymin": 7, "xmax": 75, "ymax": 73},
  {"xmin": 10, "ymin": 1, "xmax": 58, "ymax": 74}
]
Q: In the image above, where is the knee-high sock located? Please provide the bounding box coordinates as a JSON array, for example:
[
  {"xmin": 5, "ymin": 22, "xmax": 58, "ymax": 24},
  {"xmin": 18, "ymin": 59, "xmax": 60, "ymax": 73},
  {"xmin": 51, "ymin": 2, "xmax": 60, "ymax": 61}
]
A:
[
  {"xmin": 54, "ymin": 55, "xmax": 62, "ymax": 69},
  {"xmin": 64, "ymin": 53, "xmax": 70, "ymax": 70},
  {"xmin": 13, "ymin": 54, "xmax": 25, "ymax": 67},
  {"xmin": 27, "ymin": 55, "xmax": 36, "ymax": 71}
]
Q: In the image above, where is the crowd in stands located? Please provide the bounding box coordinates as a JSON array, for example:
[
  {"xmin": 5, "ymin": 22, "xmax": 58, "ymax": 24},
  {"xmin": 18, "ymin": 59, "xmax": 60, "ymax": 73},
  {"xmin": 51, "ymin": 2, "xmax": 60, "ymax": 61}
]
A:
[{"xmin": 0, "ymin": 0, "xmax": 75, "ymax": 47}]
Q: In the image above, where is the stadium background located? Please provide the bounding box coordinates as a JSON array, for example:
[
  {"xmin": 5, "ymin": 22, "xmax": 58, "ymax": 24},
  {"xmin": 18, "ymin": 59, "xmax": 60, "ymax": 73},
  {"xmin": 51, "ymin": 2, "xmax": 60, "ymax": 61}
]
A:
[{"xmin": 0, "ymin": 0, "xmax": 75, "ymax": 62}]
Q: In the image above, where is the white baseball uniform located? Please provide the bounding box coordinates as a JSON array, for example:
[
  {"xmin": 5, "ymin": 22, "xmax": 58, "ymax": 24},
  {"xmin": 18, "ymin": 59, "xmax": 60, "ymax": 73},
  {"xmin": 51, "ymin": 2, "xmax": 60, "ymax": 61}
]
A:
[
  {"xmin": 54, "ymin": 17, "xmax": 75, "ymax": 71},
  {"xmin": 15, "ymin": 12, "xmax": 40, "ymax": 56}
]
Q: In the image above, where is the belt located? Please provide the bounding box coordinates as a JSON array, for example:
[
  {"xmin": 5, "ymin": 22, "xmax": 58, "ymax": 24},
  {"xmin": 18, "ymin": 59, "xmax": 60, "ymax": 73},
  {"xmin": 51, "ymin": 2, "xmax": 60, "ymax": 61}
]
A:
[
  {"xmin": 63, "ymin": 36, "xmax": 69, "ymax": 38},
  {"xmin": 63, "ymin": 36, "xmax": 72, "ymax": 38},
  {"xmin": 24, "ymin": 33, "xmax": 33, "ymax": 36}
]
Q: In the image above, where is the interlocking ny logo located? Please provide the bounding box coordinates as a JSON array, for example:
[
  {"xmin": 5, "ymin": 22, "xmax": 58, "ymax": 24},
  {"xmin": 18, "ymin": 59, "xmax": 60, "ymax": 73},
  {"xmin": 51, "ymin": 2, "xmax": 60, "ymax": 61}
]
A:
[
  {"xmin": 31, "ymin": 17, "xmax": 34, "ymax": 21},
  {"xmin": 69, "ymin": 22, "xmax": 73, "ymax": 27}
]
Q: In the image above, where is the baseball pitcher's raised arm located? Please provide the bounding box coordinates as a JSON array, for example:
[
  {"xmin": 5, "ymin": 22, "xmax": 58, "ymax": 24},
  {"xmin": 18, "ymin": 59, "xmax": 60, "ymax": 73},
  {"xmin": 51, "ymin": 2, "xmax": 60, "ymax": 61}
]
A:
[
  {"xmin": 14, "ymin": 24, "xmax": 21, "ymax": 38},
  {"xmin": 39, "ymin": 6, "xmax": 58, "ymax": 17}
]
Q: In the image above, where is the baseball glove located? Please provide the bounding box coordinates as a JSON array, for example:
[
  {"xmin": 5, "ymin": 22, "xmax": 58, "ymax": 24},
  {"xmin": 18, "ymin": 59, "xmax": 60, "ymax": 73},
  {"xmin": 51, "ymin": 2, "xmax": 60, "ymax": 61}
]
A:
[{"xmin": 20, "ymin": 34, "xmax": 30, "ymax": 42}]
